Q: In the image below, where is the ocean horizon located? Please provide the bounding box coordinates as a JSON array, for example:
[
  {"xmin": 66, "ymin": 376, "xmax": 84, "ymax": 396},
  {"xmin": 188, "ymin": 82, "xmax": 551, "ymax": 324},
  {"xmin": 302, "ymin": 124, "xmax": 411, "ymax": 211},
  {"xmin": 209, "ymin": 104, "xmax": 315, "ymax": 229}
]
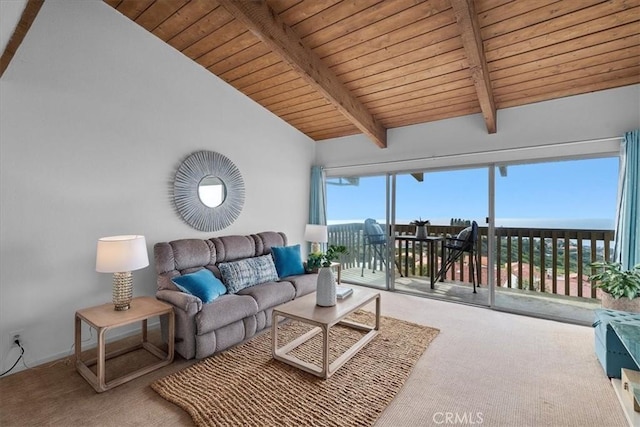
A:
[{"xmin": 328, "ymin": 218, "xmax": 615, "ymax": 230}]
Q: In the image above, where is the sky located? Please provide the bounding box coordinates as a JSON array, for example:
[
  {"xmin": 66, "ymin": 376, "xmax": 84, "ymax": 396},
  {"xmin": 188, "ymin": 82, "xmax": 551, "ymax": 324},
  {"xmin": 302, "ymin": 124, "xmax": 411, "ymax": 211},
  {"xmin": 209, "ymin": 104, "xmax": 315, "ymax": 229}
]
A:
[{"xmin": 326, "ymin": 157, "xmax": 620, "ymax": 229}]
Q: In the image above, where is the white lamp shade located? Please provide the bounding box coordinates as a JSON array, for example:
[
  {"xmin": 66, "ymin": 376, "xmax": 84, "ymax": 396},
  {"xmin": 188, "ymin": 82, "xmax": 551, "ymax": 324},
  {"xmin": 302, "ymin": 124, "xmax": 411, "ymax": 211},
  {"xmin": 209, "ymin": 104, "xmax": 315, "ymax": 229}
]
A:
[
  {"xmin": 304, "ymin": 224, "xmax": 328, "ymax": 243},
  {"xmin": 96, "ymin": 235, "xmax": 149, "ymax": 273}
]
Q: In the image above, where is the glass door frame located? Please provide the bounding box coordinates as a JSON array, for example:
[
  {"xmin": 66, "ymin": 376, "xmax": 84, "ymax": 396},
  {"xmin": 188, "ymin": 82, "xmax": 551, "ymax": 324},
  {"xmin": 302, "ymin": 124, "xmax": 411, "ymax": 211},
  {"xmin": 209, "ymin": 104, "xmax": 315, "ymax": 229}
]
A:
[
  {"xmin": 385, "ymin": 167, "xmax": 494, "ymax": 307},
  {"xmin": 387, "ymin": 173, "xmax": 396, "ymax": 292},
  {"xmin": 488, "ymin": 164, "xmax": 496, "ymax": 306}
]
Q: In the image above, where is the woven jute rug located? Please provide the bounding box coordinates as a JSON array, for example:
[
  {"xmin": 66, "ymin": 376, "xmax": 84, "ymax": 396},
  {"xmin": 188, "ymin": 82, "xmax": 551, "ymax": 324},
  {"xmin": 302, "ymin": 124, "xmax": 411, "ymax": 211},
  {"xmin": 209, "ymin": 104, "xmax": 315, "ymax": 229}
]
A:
[{"xmin": 151, "ymin": 310, "xmax": 439, "ymax": 427}]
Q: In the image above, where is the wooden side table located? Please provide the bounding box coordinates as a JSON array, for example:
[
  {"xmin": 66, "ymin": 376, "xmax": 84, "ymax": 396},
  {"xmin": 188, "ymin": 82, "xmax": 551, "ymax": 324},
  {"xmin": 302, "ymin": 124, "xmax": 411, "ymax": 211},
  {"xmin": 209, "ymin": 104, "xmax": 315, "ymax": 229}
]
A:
[{"xmin": 75, "ymin": 296, "xmax": 174, "ymax": 392}]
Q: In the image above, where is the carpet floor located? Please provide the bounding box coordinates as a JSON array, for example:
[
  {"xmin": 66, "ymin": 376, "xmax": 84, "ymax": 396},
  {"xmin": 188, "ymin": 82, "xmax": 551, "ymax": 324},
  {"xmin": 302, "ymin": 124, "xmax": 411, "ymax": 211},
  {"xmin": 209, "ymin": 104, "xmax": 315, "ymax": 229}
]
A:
[
  {"xmin": 152, "ymin": 311, "xmax": 439, "ymax": 426},
  {"xmin": 0, "ymin": 286, "xmax": 628, "ymax": 426}
]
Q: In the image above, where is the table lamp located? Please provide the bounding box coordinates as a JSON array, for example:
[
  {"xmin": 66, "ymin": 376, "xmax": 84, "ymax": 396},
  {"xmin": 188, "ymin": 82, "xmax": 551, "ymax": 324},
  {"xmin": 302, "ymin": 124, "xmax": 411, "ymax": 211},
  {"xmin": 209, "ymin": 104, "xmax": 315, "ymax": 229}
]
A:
[
  {"xmin": 96, "ymin": 235, "xmax": 149, "ymax": 311},
  {"xmin": 304, "ymin": 224, "xmax": 327, "ymax": 254}
]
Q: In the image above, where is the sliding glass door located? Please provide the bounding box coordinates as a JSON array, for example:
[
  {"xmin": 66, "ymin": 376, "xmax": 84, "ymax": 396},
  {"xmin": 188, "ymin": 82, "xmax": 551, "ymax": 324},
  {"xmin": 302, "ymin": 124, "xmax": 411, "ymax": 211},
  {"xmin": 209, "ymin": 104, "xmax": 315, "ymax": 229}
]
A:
[
  {"xmin": 326, "ymin": 175, "xmax": 391, "ymax": 289},
  {"xmin": 391, "ymin": 168, "xmax": 490, "ymax": 306},
  {"xmin": 326, "ymin": 168, "xmax": 490, "ymax": 305},
  {"xmin": 492, "ymin": 158, "xmax": 618, "ymax": 324},
  {"xmin": 325, "ymin": 157, "xmax": 618, "ymax": 326}
]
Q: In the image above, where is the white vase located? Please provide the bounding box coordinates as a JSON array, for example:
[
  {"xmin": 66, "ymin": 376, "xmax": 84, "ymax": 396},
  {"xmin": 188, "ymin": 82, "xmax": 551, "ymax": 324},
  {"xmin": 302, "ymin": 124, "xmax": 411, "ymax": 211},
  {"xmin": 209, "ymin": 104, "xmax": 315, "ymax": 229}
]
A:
[{"xmin": 316, "ymin": 266, "xmax": 336, "ymax": 307}]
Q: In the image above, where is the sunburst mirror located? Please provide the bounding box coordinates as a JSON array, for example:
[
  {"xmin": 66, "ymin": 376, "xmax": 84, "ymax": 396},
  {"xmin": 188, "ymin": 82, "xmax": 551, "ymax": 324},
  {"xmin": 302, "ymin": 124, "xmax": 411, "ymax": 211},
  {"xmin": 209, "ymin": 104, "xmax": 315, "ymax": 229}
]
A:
[{"xmin": 174, "ymin": 151, "xmax": 245, "ymax": 232}]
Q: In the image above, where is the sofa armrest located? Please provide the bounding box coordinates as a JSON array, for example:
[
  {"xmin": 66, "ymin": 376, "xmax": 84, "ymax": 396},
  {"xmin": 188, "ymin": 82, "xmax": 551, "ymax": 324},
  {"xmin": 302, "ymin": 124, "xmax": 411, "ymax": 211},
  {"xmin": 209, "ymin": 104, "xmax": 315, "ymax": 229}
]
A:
[{"xmin": 156, "ymin": 289, "xmax": 202, "ymax": 315}]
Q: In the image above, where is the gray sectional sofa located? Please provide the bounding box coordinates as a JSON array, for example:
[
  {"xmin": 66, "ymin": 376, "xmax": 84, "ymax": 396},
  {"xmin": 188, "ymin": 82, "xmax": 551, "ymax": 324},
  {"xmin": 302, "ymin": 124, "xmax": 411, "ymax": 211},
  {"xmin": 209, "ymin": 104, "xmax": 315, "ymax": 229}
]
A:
[{"xmin": 154, "ymin": 231, "xmax": 317, "ymax": 359}]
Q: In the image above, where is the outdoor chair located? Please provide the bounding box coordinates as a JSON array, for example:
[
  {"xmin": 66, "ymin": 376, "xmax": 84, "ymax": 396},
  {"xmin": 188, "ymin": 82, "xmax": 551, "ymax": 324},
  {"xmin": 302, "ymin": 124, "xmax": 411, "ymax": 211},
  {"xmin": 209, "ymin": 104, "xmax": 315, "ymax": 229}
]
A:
[
  {"xmin": 434, "ymin": 221, "xmax": 480, "ymax": 292},
  {"xmin": 361, "ymin": 218, "xmax": 400, "ymax": 277}
]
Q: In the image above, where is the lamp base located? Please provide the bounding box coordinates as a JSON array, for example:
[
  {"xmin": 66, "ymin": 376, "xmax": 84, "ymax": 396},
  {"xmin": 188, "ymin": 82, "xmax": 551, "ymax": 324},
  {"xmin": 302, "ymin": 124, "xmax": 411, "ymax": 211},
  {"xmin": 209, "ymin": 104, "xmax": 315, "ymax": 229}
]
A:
[
  {"xmin": 113, "ymin": 271, "xmax": 133, "ymax": 311},
  {"xmin": 311, "ymin": 242, "xmax": 321, "ymax": 254},
  {"xmin": 114, "ymin": 303, "xmax": 130, "ymax": 311}
]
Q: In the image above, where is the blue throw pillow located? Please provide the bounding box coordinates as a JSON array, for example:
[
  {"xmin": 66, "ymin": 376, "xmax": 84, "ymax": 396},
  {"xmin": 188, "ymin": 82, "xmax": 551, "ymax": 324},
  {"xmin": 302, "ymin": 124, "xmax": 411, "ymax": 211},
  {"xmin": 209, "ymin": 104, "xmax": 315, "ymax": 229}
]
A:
[
  {"xmin": 271, "ymin": 244, "xmax": 305, "ymax": 278},
  {"xmin": 171, "ymin": 268, "xmax": 227, "ymax": 303}
]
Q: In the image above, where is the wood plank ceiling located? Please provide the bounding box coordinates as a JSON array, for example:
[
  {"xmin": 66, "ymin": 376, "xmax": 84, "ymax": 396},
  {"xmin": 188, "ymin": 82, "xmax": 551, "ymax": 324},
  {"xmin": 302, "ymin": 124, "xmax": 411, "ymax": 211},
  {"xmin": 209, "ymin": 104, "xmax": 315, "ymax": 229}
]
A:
[{"xmin": 105, "ymin": 0, "xmax": 640, "ymax": 147}]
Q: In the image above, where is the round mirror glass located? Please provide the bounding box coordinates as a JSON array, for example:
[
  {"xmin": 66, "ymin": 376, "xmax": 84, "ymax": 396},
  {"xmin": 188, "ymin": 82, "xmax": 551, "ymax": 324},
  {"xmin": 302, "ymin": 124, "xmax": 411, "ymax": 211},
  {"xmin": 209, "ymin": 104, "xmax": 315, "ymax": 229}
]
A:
[{"xmin": 198, "ymin": 176, "xmax": 227, "ymax": 208}]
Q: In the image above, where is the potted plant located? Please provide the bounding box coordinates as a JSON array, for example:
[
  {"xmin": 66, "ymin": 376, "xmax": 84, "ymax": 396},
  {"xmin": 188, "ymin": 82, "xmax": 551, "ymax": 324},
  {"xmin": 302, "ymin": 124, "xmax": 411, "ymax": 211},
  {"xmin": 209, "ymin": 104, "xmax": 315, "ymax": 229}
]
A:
[
  {"xmin": 307, "ymin": 244, "xmax": 347, "ymax": 270},
  {"xmin": 307, "ymin": 245, "xmax": 348, "ymax": 307},
  {"xmin": 589, "ymin": 261, "xmax": 640, "ymax": 312},
  {"xmin": 410, "ymin": 218, "xmax": 430, "ymax": 239}
]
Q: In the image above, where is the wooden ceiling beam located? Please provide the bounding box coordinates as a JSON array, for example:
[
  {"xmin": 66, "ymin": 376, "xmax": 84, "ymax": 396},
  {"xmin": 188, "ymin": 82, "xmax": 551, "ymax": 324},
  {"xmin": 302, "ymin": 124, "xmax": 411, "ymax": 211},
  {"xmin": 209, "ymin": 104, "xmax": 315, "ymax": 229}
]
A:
[
  {"xmin": 0, "ymin": 0, "xmax": 44, "ymax": 78},
  {"xmin": 216, "ymin": 0, "xmax": 387, "ymax": 148},
  {"xmin": 450, "ymin": 0, "xmax": 497, "ymax": 133}
]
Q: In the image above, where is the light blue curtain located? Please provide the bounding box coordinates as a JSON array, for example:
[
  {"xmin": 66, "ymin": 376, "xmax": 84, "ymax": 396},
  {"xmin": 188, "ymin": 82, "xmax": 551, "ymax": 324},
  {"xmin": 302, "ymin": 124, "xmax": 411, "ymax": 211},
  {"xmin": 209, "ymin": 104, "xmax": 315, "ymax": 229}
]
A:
[
  {"xmin": 309, "ymin": 165, "xmax": 327, "ymax": 226},
  {"xmin": 614, "ymin": 129, "xmax": 640, "ymax": 269},
  {"xmin": 308, "ymin": 165, "xmax": 327, "ymax": 253}
]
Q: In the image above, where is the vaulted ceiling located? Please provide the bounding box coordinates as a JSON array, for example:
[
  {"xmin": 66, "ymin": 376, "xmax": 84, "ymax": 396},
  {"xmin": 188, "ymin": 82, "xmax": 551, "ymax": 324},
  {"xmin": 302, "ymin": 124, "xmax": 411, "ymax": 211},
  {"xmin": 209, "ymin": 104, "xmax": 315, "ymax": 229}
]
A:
[{"xmin": 104, "ymin": 0, "xmax": 639, "ymax": 147}]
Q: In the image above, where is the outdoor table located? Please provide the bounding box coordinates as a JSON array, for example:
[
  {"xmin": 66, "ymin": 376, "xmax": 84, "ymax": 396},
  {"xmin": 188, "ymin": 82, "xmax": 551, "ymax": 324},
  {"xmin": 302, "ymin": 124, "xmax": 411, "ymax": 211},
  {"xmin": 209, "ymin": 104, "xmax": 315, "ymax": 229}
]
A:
[{"xmin": 395, "ymin": 235, "xmax": 444, "ymax": 288}]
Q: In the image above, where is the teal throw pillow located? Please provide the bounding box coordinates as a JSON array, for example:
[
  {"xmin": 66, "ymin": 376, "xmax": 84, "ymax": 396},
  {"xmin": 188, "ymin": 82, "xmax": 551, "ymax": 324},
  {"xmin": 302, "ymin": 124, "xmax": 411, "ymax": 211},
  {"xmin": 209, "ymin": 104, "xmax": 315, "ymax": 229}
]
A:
[
  {"xmin": 271, "ymin": 244, "xmax": 305, "ymax": 278},
  {"xmin": 171, "ymin": 268, "xmax": 227, "ymax": 303}
]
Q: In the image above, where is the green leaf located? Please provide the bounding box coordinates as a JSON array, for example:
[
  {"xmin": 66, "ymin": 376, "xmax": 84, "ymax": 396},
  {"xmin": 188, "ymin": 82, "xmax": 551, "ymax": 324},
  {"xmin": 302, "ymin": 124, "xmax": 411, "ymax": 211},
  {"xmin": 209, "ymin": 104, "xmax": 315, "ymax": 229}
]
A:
[
  {"xmin": 308, "ymin": 244, "xmax": 349, "ymax": 268},
  {"xmin": 589, "ymin": 261, "xmax": 640, "ymax": 301}
]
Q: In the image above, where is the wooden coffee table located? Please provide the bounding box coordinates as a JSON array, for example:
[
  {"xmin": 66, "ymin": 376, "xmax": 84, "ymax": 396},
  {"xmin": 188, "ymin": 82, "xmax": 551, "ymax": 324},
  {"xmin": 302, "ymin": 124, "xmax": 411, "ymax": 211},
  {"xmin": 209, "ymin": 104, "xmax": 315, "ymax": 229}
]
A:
[{"xmin": 271, "ymin": 287, "xmax": 380, "ymax": 379}]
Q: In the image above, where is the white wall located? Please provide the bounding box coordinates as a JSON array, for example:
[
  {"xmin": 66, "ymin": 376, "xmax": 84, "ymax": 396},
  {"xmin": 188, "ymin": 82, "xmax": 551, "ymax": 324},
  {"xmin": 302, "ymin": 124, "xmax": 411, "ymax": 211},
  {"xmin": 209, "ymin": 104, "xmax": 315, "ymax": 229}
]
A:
[
  {"xmin": 0, "ymin": 0, "xmax": 315, "ymax": 372},
  {"xmin": 0, "ymin": 0, "xmax": 27, "ymax": 55},
  {"xmin": 317, "ymin": 85, "xmax": 640, "ymax": 176}
]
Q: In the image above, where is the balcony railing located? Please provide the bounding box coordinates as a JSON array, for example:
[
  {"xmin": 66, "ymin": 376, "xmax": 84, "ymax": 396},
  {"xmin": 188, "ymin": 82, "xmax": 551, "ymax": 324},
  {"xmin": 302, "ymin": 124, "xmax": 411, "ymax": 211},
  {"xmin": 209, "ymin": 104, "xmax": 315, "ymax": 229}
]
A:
[{"xmin": 328, "ymin": 223, "xmax": 614, "ymax": 300}]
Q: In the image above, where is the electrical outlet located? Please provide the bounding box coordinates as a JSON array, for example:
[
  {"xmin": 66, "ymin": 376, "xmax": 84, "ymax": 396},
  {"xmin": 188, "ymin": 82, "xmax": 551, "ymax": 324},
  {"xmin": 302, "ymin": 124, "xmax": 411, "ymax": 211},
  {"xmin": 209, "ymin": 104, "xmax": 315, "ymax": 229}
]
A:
[{"xmin": 9, "ymin": 330, "xmax": 23, "ymax": 347}]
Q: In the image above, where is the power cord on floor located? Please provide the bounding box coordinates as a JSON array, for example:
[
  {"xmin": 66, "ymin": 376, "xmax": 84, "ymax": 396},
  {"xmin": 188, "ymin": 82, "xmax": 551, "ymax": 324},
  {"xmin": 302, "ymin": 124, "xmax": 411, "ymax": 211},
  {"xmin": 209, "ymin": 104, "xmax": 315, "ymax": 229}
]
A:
[
  {"xmin": 0, "ymin": 327, "xmax": 95, "ymax": 375},
  {"xmin": 0, "ymin": 338, "xmax": 25, "ymax": 377}
]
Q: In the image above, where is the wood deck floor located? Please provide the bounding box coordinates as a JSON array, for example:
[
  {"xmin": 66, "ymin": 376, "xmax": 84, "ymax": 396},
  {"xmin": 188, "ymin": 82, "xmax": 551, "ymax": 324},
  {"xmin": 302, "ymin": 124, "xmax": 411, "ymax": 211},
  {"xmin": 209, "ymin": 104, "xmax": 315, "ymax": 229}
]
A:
[{"xmin": 341, "ymin": 266, "xmax": 600, "ymax": 325}]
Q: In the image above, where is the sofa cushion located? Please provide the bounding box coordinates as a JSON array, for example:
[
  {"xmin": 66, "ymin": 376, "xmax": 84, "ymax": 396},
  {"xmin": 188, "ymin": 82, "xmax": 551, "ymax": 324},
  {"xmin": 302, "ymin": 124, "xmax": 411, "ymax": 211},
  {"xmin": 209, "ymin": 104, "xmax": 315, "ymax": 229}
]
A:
[
  {"xmin": 219, "ymin": 254, "xmax": 279, "ymax": 293},
  {"xmin": 196, "ymin": 294, "xmax": 259, "ymax": 333},
  {"xmin": 211, "ymin": 235, "xmax": 256, "ymax": 263},
  {"xmin": 287, "ymin": 273, "xmax": 318, "ymax": 297},
  {"xmin": 254, "ymin": 231, "xmax": 287, "ymax": 255},
  {"xmin": 271, "ymin": 244, "xmax": 305, "ymax": 278},
  {"xmin": 171, "ymin": 268, "xmax": 227, "ymax": 303},
  {"xmin": 170, "ymin": 239, "xmax": 216, "ymax": 271},
  {"xmin": 237, "ymin": 281, "xmax": 296, "ymax": 311}
]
